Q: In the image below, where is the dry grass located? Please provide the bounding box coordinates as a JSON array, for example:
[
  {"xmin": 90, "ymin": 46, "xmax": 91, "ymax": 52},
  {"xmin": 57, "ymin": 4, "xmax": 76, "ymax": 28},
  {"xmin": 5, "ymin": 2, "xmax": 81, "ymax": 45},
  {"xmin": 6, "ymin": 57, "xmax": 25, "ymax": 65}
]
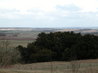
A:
[{"xmin": 0, "ymin": 59, "xmax": 98, "ymax": 73}]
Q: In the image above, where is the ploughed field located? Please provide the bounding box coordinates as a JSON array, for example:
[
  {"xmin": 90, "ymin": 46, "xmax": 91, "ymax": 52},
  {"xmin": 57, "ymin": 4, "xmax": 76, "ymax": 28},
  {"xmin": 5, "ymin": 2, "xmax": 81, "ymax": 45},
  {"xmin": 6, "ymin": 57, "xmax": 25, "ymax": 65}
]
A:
[{"xmin": 0, "ymin": 59, "xmax": 98, "ymax": 73}]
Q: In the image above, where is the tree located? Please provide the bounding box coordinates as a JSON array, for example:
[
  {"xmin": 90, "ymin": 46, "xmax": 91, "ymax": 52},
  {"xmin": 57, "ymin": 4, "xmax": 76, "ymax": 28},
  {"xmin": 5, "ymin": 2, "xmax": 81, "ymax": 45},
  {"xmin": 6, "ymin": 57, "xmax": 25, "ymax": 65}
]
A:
[
  {"xmin": 0, "ymin": 40, "xmax": 20, "ymax": 67},
  {"xmin": 17, "ymin": 31, "xmax": 98, "ymax": 63}
]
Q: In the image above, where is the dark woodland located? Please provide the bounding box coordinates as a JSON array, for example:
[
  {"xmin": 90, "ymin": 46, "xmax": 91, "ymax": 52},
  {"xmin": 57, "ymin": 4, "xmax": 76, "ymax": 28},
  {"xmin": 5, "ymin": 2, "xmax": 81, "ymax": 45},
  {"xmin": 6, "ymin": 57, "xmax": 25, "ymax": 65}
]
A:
[{"xmin": 17, "ymin": 32, "xmax": 98, "ymax": 63}]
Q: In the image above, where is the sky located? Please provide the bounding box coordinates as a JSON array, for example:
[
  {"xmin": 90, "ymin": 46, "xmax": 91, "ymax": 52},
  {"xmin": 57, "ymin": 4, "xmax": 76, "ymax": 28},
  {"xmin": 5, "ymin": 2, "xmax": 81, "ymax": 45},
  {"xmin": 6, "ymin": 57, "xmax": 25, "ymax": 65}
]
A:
[{"xmin": 0, "ymin": 0, "xmax": 98, "ymax": 28}]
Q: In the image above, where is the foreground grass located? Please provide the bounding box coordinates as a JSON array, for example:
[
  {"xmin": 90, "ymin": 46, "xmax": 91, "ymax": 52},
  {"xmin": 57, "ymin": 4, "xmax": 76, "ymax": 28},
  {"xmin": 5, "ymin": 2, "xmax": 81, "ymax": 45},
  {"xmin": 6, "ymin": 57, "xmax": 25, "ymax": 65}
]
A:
[
  {"xmin": 0, "ymin": 70, "xmax": 30, "ymax": 73},
  {"xmin": 0, "ymin": 59, "xmax": 98, "ymax": 73}
]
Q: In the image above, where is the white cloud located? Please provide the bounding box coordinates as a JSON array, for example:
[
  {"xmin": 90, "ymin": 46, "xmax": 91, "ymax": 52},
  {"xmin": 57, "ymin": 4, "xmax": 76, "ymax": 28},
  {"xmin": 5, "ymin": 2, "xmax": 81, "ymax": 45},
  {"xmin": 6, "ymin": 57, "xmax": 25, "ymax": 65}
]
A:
[
  {"xmin": 72, "ymin": 0, "xmax": 98, "ymax": 12},
  {"xmin": 0, "ymin": 0, "xmax": 98, "ymax": 27},
  {"xmin": 1, "ymin": 0, "xmax": 98, "ymax": 16}
]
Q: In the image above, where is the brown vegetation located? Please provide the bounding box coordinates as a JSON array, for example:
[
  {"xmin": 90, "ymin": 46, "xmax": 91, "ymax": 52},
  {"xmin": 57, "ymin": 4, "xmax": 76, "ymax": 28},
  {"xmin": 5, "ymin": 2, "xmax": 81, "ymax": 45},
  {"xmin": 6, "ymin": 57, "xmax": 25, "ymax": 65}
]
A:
[{"xmin": 0, "ymin": 59, "xmax": 98, "ymax": 73}]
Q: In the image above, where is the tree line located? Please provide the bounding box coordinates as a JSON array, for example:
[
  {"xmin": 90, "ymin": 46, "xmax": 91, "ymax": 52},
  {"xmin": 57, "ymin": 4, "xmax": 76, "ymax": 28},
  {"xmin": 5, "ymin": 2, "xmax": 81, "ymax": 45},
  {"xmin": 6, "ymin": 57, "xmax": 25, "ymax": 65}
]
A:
[{"xmin": 17, "ymin": 31, "xmax": 98, "ymax": 64}]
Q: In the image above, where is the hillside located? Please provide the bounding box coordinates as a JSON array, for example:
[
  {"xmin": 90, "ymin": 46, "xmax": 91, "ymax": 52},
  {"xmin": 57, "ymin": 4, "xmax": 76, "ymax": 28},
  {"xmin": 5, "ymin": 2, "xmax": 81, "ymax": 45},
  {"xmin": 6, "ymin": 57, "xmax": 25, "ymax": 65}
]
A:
[{"xmin": 0, "ymin": 59, "xmax": 98, "ymax": 73}]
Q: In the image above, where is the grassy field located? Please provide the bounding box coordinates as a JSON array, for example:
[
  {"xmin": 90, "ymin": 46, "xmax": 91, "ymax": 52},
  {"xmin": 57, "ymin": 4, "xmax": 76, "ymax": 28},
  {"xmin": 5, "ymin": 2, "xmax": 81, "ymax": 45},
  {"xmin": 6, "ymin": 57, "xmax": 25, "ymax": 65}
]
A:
[
  {"xmin": 0, "ymin": 59, "xmax": 98, "ymax": 73},
  {"xmin": 0, "ymin": 30, "xmax": 40, "ymax": 47},
  {"xmin": 0, "ymin": 29, "xmax": 98, "ymax": 73},
  {"xmin": 0, "ymin": 40, "xmax": 35, "ymax": 47}
]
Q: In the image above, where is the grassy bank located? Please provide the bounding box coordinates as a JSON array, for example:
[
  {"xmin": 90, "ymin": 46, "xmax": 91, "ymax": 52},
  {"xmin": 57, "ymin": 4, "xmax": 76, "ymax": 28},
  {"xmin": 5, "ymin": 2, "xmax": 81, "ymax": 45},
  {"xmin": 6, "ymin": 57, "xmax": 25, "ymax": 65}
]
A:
[{"xmin": 0, "ymin": 59, "xmax": 98, "ymax": 73}]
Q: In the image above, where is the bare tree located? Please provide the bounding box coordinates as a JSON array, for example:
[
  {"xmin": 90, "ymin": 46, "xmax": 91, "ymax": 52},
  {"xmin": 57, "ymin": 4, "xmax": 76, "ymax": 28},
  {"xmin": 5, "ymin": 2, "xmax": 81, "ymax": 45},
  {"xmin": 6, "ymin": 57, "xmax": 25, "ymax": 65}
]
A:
[{"xmin": 0, "ymin": 40, "xmax": 20, "ymax": 67}]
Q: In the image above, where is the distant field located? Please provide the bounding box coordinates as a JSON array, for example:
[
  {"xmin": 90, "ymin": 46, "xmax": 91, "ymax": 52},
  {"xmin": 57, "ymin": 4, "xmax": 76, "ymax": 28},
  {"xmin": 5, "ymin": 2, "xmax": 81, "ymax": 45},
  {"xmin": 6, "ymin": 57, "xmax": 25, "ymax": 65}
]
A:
[
  {"xmin": 0, "ymin": 30, "xmax": 40, "ymax": 39},
  {"xmin": 0, "ymin": 28, "xmax": 98, "ymax": 47},
  {"xmin": 0, "ymin": 40, "xmax": 34, "ymax": 47},
  {"xmin": 0, "ymin": 30, "xmax": 40, "ymax": 47},
  {"xmin": 58, "ymin": 29, "xmax": 98, "ymax": 35},
  {"xmin": 0, "ymin": 29, "xmax": 57, "ymax": 47},
  {"xmin": 0, "ymin": 59, "xmax": 98, "ymax": 73}
]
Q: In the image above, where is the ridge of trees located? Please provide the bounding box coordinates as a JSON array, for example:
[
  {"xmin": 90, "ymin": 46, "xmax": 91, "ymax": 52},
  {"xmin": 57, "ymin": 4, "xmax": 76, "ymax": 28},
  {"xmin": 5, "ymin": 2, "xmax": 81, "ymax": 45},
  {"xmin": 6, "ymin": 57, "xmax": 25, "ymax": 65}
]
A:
[{"xmin": 17, "ymin": 32, "xmax": 98, "ymax": 63}]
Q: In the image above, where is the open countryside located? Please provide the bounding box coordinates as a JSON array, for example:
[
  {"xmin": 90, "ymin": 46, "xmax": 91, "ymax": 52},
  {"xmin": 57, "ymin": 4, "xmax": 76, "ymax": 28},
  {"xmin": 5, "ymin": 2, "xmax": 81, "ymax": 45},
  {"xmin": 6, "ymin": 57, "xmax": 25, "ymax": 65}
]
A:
[{"xmin": 0, "ymin": 28, "xmax": 98, "ymax": 73}]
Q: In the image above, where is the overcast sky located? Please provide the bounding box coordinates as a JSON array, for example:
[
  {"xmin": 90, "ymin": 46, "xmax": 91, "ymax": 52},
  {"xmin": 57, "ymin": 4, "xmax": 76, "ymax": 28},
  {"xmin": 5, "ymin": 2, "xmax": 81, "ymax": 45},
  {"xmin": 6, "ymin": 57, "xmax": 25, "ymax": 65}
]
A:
[{"xmin": 0, "ymin": 0, "xmax": 98, "ymax": 28}]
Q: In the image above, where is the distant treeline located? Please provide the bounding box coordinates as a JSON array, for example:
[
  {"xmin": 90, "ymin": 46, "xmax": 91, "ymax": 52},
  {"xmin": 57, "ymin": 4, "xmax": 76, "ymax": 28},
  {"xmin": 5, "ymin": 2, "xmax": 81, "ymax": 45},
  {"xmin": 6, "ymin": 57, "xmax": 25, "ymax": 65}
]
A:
[{"xmin": 17, "ymin": 32, "xmax": 98, "ymax": 63}]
